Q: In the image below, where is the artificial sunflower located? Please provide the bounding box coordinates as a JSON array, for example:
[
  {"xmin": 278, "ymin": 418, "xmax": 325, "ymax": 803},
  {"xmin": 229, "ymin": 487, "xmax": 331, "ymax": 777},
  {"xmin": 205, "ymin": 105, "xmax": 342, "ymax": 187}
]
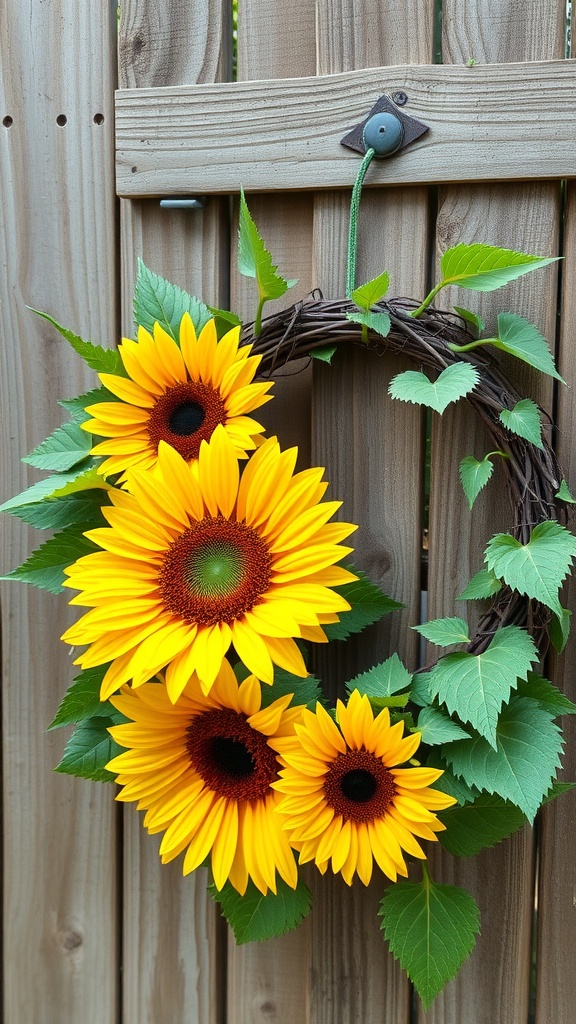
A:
[
  {"xmin": 62, "ymin": 426, "xmax": 357, "ymax": 699},
  {"xmin": 274, "ymin": 690, "xmax": 457, "ymax": 885},
  {"xmin": 107, "ymin": 660, "xmax": 305, "ymax": 894},
  {"xmin": 84, "ymin": 313, "xmax": 273, "ymax": 481}
]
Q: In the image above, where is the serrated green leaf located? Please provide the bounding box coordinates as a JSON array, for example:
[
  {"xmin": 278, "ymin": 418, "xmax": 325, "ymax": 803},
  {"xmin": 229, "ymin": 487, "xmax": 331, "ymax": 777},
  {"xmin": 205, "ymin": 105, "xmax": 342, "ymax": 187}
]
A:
[
  {"xmin": 499, "ymin": 399, "xmax": 543, "ymax": 449},
  {"xmin": 443, "ymin": 697, "xmax": 563, "ymax": 821},
  {"xmin": 415, "ymin": 707, "xmax": 470, "ymax": 746},
  {"xmin": 6, "ymin": 490, "xmax": 111, "ymax": 531},
  {"xmin": 207, "ymin": 306, "xmax": 242, "ymax": 338},
  {"xmin": 22, "ymin": 422, "xmax": 92, "ymax": 472},
  {"xmin": 1, "ymin": 527, "xmax": 98, "ymax": 593},
  {"xmin": 516, "ymin": 672, "xmax": 576, "ymax": 717},
  {"xmin": 410, "ymin": 671, "xmax": 433, "ymax": 707},
  {"xmin": 31, "ymin": 309, "xmax": 126, "ymax": 376},
  {"xmin": 426, "ymin": 753, "xmax": 480, "ymax": 805},
  {"xmin": 350, "ymin": 272, "xmax": 390, "ymax": 311},
  {"xmin": 457, "ymin": 568, "xmax": 503, "ymax": 601},
  {"xmin": 60, "ymin": 386, "xmax": 120, "ymax": 424},
  {"xmin": 323, "ymin": 569, "xmax": 403, "ymax": 641},
  {"xmin": 389, "ymin": 363, "xmax": 479, "ymax": 414},
  {"xmin": 55, "ymin": 715, "xmax": 125, "ymax": 782},
  {"xmin": 346, "ymin": 309, "xmax": 391, "ymax": 339},
  {"xmin": 428, "ymin": 625, "xmax": 538, "ymax": 747},
  {"xmin": 556, "ymin": 479, "xmax": 576, "ymax": 504},
  {"xmin": 414, "ymin": 617, "xmax": 470, "ymax": 647},
  {"xmin": 262, "ymin": 668, "xmax": 322, "ymax": 710},
  {"xmin": 0, "ymin": 462, "xmax": 106, "ymax": 512},
  {"xmin": 440, "ymin": 244, "xmax": 557, "ymax": 293},
  {"xmin": 209, "ymin": 876, "xmax": 311, "ymax": 944},
  {"xmin": 550, "ymin": 606, "xmax": 572, "ymax": 653},
  {"xmin": 48, "ymin": 665, "xmax": 114, "ymax": 729},
  {"xmin": 453, "ymin": 306, "xmax": 485, "ymax": 335},
  {"xmin": 134, "ymin": 259, "xmax": 212, "ymax": 339},
  {"xmin": 438, "ymin": 794, "xmax": 527, "ymax": 857},
  {"xmin": 310, "ymin": 344, "xmax": 338, "ymax": 364},
  {"xmin": 542, "ymin": 780, "xmax": 576, "ymax": 806},
  {"xmin": 238, "ymin": 190, "xmax": 296, "ymax": 303},
  {"xmin": 347, "ymin": 654, "xmax": 413, "ymax": 699},
  {"xmin": 380, "ymin": 874, "xmax": 480, "ymax": 1009},
  {"xmin": 491, "ymin": 312, "xmax": 564, "ymax": 382},
  {"xmin": 485, "ymin": 521, "xmax": 576, "ymax": 619},
  {"xmin": 459, "ymin": 455, "xmax": 494, "ymax": 510}
]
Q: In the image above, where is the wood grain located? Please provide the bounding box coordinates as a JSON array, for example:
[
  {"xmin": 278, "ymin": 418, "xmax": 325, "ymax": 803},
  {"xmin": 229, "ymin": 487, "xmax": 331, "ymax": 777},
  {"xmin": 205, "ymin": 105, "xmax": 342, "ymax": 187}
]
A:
[
  {"xmin": 0, "ymin": 3, "xmax": 119, "ymax": 1022},
  {"xmin": 420, "ymin": 3, "xmax": 566, "ymax": 1022},
  {"xmin": 116, "ymin": 60, "xmax": 576, "ymax": 196},
  {"xmin": 118, "ymin": 3, "xmax": 231, "ymax": 1022}
]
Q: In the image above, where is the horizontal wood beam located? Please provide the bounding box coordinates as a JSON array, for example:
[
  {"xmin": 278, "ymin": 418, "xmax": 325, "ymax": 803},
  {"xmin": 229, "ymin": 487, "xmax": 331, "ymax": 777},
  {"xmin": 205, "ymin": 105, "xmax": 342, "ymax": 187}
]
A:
[{"xmin": 116, "ymin": 60, "xmax": 576, "ymax": 197}]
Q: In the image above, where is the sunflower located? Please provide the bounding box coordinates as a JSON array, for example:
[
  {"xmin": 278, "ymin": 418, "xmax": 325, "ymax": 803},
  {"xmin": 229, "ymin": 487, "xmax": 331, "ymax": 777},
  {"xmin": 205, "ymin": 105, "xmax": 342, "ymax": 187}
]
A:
[
  {"xmin": 273, "ymin": 690, "xmax": 457, "ymax": 885},
  {"xmin": 106, "ymin": 660, "xmax": 305, "ymax": 894},
  {"xmin": 62, "ymin": 426, "xmax": 357, "ymax": 700},
  {"xmin": 84, "ymin": 313, "xmax": 273, "ymax": 481}
]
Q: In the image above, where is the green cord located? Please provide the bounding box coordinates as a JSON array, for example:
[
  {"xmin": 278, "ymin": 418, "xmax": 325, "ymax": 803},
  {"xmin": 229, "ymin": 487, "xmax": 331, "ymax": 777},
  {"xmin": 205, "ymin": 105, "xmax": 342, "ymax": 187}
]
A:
[{"xmin": 346, "ymin": 147, "xmax": 375, "ymax": 298}]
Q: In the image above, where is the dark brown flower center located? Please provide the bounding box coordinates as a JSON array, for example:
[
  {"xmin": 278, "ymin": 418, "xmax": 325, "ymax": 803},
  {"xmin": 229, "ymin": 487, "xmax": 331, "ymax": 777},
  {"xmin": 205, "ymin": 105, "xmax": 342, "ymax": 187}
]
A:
[
  {"xmin": 323, "ymin": 748, "xmax": 396, "ymax": 823},
  {"xmin": 186, "ymin": 707, "xmax": 279, "ymax": 801},
  {"xmin": 147, "ymin": 381, "xmax": 227, "ymax": 460},
  {"xmin": 158, "ymin": 516, "xmax": 272, "ymax": 625}
]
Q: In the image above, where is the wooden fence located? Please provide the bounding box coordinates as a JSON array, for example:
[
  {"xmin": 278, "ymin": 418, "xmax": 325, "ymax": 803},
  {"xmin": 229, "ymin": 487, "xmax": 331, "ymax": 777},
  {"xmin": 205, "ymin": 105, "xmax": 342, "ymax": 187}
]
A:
[{"xmin": 1, "ymin": 1, "xmax": 575, "ymax": 1021}]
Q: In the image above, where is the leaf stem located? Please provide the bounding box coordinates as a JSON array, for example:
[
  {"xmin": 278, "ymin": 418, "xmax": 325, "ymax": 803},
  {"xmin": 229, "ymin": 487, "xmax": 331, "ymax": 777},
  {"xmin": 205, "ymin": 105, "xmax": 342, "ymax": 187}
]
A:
[
  {"xmin": 448, "ymin": 338, "xmax": 496, "ymax": 353},
  {"xmin": 254, "ymin": 296, "xmax": 265, "ymax": 337},
  {"xmin": 347, "ymin": 148, "xmax": 375, "ymax": 298},
  {"xmin": 410, "ymin": 280, "xmax": 446, "ymax": 318}
]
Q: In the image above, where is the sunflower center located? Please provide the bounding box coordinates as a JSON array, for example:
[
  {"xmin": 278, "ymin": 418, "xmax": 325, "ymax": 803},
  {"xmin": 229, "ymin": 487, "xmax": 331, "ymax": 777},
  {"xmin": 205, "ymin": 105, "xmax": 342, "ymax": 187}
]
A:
[
  {"xmin": 158, "ymin": 516, "xmax": 272, "ymax": 625},
  {"xmin": 147, "ymin": 380, "xmax": 227, "ymax": 461},
  {"xmin": 323, "ymin": 748, "xmax": 396, "ymax": 823},
  {"xmin": 186, "ymin": 707, "xmax": 279, "ymax": 801}
]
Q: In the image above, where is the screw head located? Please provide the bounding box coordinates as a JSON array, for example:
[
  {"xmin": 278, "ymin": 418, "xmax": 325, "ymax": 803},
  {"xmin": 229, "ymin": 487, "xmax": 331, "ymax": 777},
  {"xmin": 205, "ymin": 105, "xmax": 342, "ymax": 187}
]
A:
[
  {"xmin": 362, "ymin": 112, "xmax": 405, "ymax": 157},
  {"xmin": 392, "ymin": 91, "xmax": 408, "ymax": 106}
]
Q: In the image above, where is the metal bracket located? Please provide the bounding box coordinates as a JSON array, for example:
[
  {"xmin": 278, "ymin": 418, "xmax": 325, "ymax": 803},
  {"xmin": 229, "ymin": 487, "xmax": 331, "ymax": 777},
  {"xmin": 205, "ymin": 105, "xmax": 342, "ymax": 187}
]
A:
[
  {"xmin": 340, "ymin": 94, "xmax": 429, "ymax": 156},
  {"xmin": 159, "ymin": 197, "xmax": 205, "ymax": 209}
]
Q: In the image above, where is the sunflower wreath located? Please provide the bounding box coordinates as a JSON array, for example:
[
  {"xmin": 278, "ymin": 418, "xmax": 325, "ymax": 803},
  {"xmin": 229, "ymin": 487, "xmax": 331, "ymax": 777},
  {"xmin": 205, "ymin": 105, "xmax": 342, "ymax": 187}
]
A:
[{"xmin": 3, "ymin": 190, "xmax": 576, "ymax": 1010}]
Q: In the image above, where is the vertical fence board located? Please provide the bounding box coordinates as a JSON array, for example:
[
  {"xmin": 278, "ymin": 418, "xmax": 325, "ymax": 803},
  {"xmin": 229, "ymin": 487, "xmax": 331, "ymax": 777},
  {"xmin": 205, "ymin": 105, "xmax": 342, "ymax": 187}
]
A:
[
  {"xmin": 421, "ymin": 3, "xmax": 565, "ymax": 1022},
  {"xmin": 118, "ymin": 3, "xmax": 231, "ymax": 1021},
  {"xmin": 310, "ymin": 3, "xmax": 434, "ymax": 1022},
  {"xmin": 0, "ymin": 3, "xmax": 119, "ymax": 1022},
  {"xmin": 225, "ymin": 4, "xmax": 317, "ymax": 1021},
  {"xmin": 534, "ymin": 178, "xmax": 576, "ymax": 1024}
]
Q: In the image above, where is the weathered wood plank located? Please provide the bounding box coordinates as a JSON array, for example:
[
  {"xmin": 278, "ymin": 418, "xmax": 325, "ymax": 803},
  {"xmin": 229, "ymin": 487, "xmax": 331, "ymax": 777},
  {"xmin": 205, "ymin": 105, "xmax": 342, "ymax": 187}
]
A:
[
  {"xmin": 116, "ymin": 60, "xmax": 576, "ymax": 196},
  {"xmin": 0, "ymin": 3, "xmax": 119, "ymax": 1022},
  {"xmin": 420, "ymin": 2, "xmax": 565, "ymax": 1021},
  {"xmin": 118, "ymin": 3, "xmax": 231, "ymax": 1022}
]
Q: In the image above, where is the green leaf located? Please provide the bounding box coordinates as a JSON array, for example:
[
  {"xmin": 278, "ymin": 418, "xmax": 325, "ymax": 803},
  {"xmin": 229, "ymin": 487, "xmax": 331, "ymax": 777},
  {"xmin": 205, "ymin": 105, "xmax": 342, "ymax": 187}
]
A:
[
  {"xmin": 323, "ymin": 569, "xmax": 403, "ymax": 641},
  {"xmin": 440, "ymin": 244, "xmax": 558, "ymax": 293},
  {"xmin": 438, "ymin": 794, "xmax": 526, "ymax": 857},
  {"xmin": 485, "ymin": 521, "xmax": 576, "ymax": 619},
  {"xmin": 389, "ymin": 363, "xmax": 479, "ymax": 415},
  {"xmin": 414, "ymin": 617, "xmax": 470, "ymax": 647},
  {"xmin": 31, "ymin": 309, "xmax": 126, "ymax": 376},
  {"xmin": 346, "ymin": 310, "xmax": 391, "ymax": 339},
  {"xmin": 237, "ymin": 190, "xmax": 297, "ymax": 303},
  {"xmin": 350, "ymin": 271, "xmax": 390, "ymax": 310},
  {"xmin": 550, "ymin": 606, "xmax": 572, "ymax": 653},
  {"xmin": 415, "ymin": 707, "xmax": 470, "ymax": 746},
  {"xmin": 379, "ymin": 874, "xmax": 480, "ymax": 1009},
  {"xmin": 207, "ymin": 306, "xmax": 242, "ymax": 338},
  {"xmin": 60, "ymin": 386, "xmax": 120, "ymax": 424},
  {"xmin": 491, "ymin": 313, "xmax": 564, "ymax": 382},
  {"xmin": 48, "ymin": 665, "xmax": 114, "ymax": 729},
  {"xmin": 499, "ymin": 399, "xmax": 543, "ymax": 449},
  {"xmin": 457, "ymin": 568, "xmax": 503, "ymax": 601},
  {"xmin": 262, "ymin": 668, "xmax": 323, "ymax": 710},
  {"xmin": 516, "ymin": 672, "xmax": 576, "ymax": 717},
  {"xmin": 453, "ymin": 306, "xmax": 485, "ymax": 335},
  {"xmin": 347, "ymin": 654, "xmax": 413, "ymax": 699},
  {"xmin": 542, "ymin": 780, "xmax": 576, "ymax": 806},
  {"xmin": 1, "ymin": 527, "xmax": 98, "ymax": 593},
  {"xmin": 133, "ymin": 259, "xmax": 212, "ymax": 339},
  {"xmin": 426, "ymin": 753, "xmax": 480, "ymax": 805},
  {"xmin": 22, "ymin": 422, "xmax": 92, "ymax": 472},
  {"xmin": 410, "ymin": 671, "xmax": 433, "ymax": 707},
  {"xmin": 556, "ymin": 479, "xmax": 576, "ymax": 504},
  {"xmin": 0, "ymin": 462, "xmax": 105, "ymax": 512},
  {"xmin": 6, "ymin": 489, "xmax": 110, "ymax": 531},
  {"xmin": 444, "ymin": 697, "xmax": 563, "ymax": 821},
  {"xmin": 310, "ymin": 344, "xmax": 338, "ymax": 364},
  {"xmin": 428, "ymin": 625, "xmax": 538, "ymax": 747},
  {"xmin": 209, "ymin": 876, "xmax": 312, "ymax": 944},
  {"xmin": 459, "ymin": 455, "xmax": 494, "ymax": 510},
  {"xmin": 55, "ymin": 714, "xmax": 125, "ymax": 783}
]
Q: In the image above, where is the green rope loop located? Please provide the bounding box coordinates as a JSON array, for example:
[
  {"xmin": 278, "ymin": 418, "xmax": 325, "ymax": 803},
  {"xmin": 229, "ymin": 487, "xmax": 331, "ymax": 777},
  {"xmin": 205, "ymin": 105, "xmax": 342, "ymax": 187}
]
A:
[{"xmin": 346, "ymin": 147, "xmax": 375, "ymax": 298}]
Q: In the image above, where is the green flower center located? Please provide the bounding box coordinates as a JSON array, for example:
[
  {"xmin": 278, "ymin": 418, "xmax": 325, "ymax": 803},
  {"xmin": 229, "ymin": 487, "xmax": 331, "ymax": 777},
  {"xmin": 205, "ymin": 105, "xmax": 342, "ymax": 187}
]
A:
[{"xmin": 185, "ymin": 541, "xmax": 244, "ymax": 599}]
